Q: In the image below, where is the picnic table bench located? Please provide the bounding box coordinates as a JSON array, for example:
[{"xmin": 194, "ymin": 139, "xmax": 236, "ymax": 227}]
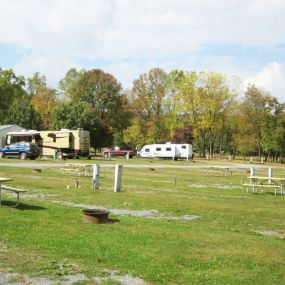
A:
[
  {"xmin": 242, "ymin": 176, "xmax": 284, "ymax": 195},
  {"xmin": 0, "ymin": 177, "xmax": 26, "ymax": 207}
]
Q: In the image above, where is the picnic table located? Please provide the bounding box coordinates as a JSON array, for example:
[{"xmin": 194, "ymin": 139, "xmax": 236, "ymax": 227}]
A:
[
  {"xmin": 205, "ymin": 167, "xmax": 232, "ymax": 176},
  {"xmin": 61, "ymin": 163, "xmax": 93, "ymax": 176},
  {"xmin": 242, "ymin": 175, "xmax": 285, "ymax": 195},
  {"xmin": 0, "ymin": 177, "xmax": 26, "ymax": 207}
]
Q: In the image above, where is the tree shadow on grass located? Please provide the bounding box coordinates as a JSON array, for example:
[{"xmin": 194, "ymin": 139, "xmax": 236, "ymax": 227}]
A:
[
  {"xmin": 0, "ymin": 200, "xmax": 46, "ymax": 210},
  {"xmin": 107, "ymin": 218, "xmax": 120, "ymax": 224}
]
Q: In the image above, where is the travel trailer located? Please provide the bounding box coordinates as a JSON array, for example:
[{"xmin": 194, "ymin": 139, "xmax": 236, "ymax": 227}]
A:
[
  {"xmin": 138, "ymin": 143, "xmax": 193, "ymax": 160},
  {"xmin": 6, "ymin": 128, "xmax": 90, "ymax": 159}
]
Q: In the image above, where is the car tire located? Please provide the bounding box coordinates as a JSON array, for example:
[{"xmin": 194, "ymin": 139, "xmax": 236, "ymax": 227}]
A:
[
  {"xmin": 20, "ymin": 152, "xmax": 27, "ymax": 160},
  {"xmin": 0, "ymin": 152, "xmax": 4, "ymax": 158}
]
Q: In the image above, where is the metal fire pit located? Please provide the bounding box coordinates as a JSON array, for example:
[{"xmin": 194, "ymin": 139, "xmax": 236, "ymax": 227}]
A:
[{"xmin": 82, "ymin": 209, "xmax": 110, "ymax": 224}]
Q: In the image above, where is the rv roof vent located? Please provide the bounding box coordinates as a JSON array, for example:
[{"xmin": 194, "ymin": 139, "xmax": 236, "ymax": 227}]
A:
[
  {"xmin": 60, "ymin": 128, "xmax": 70, "ymax": 131},
  {"xmin": 26, "ymin": 130, "xmax": 37, "ymax": 133},
  {"xmin": 166, "ymin": 142, "xmax": 171, "ymax": 144}
]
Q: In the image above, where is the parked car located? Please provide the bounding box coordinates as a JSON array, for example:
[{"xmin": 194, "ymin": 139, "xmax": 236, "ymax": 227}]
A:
[
  {"xmin": 103, "ymin": 147, "xmax": 134, "ymax": 158},
  {"xmin": 0, "ymin": 142, "xmax": 40, "ymax": 160}
]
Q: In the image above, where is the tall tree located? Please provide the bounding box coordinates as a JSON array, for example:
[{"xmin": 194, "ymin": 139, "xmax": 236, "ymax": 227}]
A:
[
  {"xmin": 242, "ymin": 85, "xmax": 276, "ymax": 160},
  {"xmin": 58, "ymin": 68, "xmax": 128, "ymax": 147},
  {"xmin": 30, "ymin": 87, "xmax": 56, "ymax": 129},
  {"xmin": 27, "ymin": 72, "xmax": 47, "ymax": 97},
  {"xmin": 124, "ymin": 68, "xmax": 168, "ymax": 146},
  {"xmin": 0, "ymin": 69, "xmax": 26, "ymax": 124},
  {"xmin": 58, "ymin": 68, "xmax": 82, "ymax": 100}
]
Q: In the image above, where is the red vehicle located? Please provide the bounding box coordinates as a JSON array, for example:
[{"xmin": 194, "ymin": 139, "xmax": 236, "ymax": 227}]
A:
[{"xmin": 103, "ymin": 147, "xmax": 134, "ymax": 158}]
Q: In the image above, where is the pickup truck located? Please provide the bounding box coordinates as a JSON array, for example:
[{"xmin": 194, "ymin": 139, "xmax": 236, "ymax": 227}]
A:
[{"xmin": 103, "ymin": 147, "xmax": 134, "ymax": 158}]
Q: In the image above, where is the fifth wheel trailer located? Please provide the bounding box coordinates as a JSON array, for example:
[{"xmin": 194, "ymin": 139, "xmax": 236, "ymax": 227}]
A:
[
  {"xmin": 6, "ymin": 129, "xmax": 90, "ymax": 158},
  {"xmin": 138, "ymin": 143, "xmax": 193, "ymax": 160}
]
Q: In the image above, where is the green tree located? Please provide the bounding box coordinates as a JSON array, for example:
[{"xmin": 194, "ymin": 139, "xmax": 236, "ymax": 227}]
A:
[
  {"xmin": 3, "ymin": 103, "xmax": 43, "ymax": 130},
  {"xmin": 0, "ymin": 69, "xmax": 26, "ymax": 124},
  {"xmin": 242, "ymin": 85, "xmax": 276, "ymax": 160},
  {"xmin": 27, "ymin": 72, "xmax": 47, "ymax": 97},
  {"xmin": 58, "ymin": 68, "xmax": 82, "ymax": 100}
]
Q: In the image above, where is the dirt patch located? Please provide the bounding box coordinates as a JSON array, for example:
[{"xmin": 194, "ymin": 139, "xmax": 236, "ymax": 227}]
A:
[
  {"xmin": 188, "ymin": 183, "xmax": 241, "ymax": 189},
  {"xmin": 0, "ymin": 271, "xmax": 147, "ymax": 285},
  {"xmin": 94, "ymin": 269, "xmax": 146, "ymax": 285},
  {"xmin": 2, "ymin": 190, "xmax": 58, "ymax": 200},
  {"xmin": 253, "ymin": 230, "xmax": 285, "ymax": 239},
  {"xmin": 52, "ymin": 201, "xmax": 200, "ymax": 221},
  {"xmin": 22, "ymin": 175, "xmax": 43, "ymax": 180}
]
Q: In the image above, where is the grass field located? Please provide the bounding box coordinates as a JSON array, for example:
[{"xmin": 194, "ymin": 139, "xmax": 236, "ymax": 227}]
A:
[{"xmin": 0, "ymin": 158, "xmax": 284, "ymax": 284}]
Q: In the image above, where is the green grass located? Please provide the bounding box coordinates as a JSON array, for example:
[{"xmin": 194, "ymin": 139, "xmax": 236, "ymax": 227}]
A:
[{"xmin": 0, "ymin": 161, "xmax": 284, "ymax": 284}]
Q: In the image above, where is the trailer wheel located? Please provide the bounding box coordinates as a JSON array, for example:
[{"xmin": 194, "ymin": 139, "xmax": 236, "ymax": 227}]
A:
[
  {"xmin": 56, "ymin": 151, "xmax": 63, "ymax": 159},
  {"xmin": 20, "ymin": 152, "xmax": 27, "ymax": 160}
]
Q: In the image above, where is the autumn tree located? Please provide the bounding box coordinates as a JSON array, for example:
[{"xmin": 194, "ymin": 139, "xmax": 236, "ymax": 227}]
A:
[
  {"xmin": 58, "ymin": 68, "xmax": 129, "ymax": 147},
  {"xmin": 124, "ymin": 68, "xmax": 168, "ymax": 147},
  {"xmin": 30, "ymin": 87, "xmax": 56, "ymax": 129}
]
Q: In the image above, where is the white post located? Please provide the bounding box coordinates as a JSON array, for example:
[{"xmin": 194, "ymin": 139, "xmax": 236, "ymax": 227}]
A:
[
  {"xmin": 250, "ymin": 166, "xmax": 255, "ymax": 183},
  {"xmin": 126, "ymin": 152, "xmax": 129, "ymax": 160},
  {"xmin": 92, "ymin": 164, "xmax": 100, "ymax": 189},
  {"xmin": 268, "ymin": 167, "xmax": 272, "ymax": 185},
  {"xmin": 114, "ymin": 164, "xmax": 123, "ymax": 192}
]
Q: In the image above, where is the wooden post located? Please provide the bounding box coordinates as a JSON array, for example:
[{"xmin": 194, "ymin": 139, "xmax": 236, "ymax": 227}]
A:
[
  {"xmin": 114, "ymin": 164, "xmax": 123, "ymax": 192},
  {"xmin": 268, "ymin": 167, "xmax": 272, "ymax": 185},
  {"xmin": 74, "ymin": 177, "xmax": 79, "ymax": 189},
  {"xmin": 92, "ymin": 164, "xmax": 100, "ymax": 189}
]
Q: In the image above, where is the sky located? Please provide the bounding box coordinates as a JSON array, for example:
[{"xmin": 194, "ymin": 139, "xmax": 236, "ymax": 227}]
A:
[{"xmin": 0, "ymin": 0, "xmax": 284, "ymax": 101}]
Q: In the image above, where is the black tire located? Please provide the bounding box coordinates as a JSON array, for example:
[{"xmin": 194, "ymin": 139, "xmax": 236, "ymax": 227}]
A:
[{"xmin": 20, "ymin": 152, "xmax": 27, "ymax": 160}]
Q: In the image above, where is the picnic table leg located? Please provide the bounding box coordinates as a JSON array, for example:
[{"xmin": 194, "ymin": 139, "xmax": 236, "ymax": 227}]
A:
[{"xmin": 15, "ymin": 193, "xmax": 20, "ymax": 207}]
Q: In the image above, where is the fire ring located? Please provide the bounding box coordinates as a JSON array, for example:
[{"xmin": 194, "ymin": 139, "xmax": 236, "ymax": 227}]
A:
[{"xmin": 82, "ymin": 209, "xmax": 110, "ymax": 224}]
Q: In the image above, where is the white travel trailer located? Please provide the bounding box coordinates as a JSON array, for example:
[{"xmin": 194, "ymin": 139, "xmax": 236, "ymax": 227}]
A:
[{"xmin": 139, "ymin": 143, "xmax": 193, "ymax": 160}]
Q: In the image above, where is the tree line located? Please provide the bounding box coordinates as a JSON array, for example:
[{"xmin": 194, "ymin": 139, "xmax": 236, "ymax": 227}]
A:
[{"xmin": 1, "ymin": 67, "xmax": 285, "ymax": 162}]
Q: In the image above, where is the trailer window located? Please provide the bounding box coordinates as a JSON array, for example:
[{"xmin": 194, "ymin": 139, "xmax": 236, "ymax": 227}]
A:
[
  {"xmin": 156, "ymin": 147, "xmax": 161, "ymax": 151},
  {"xmin": 145, "ymin": 148, "xmax": 150, "ymax": 152},
  {"xmin": 166, "ymin": 147, "xmax": 171, "ymax": 151},
  {"xmin": 181, "ymin": 145, "xmax": 187, "ymax": 149}
]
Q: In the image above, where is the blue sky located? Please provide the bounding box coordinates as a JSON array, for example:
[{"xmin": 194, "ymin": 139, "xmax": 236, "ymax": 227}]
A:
[{"xmin": 0, "ymin": 0, "xmax": 285, "ymax": 101}]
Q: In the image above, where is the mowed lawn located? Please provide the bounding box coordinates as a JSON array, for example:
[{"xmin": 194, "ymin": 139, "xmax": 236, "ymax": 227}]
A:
[{"xmin": 0, "ymin": 159, "xmax": 284, "ymax": 285}]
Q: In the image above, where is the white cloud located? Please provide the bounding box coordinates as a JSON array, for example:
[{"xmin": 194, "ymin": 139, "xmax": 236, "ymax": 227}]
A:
[
  {"xmin": 244, "ymin": 63, "xmax": 285, "ymax": 101},
  {"xmin": 0, "ymin": 0, "xmax": 284, "ymax": 98}
]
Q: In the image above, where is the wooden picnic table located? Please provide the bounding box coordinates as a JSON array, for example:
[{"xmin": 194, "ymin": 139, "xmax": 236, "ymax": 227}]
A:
[
  {"xmin": 62, "ymin": 163, "xmax": 93, "ymax": 176},
  {"xmin": 205, "ymin": 166, "xmax": 232, "ymax": 176},
  {"xmin": 242, "ymin": 176, "xmax": 285, "ymax": 195},
  {"xmin": 0, "ymin": 177, "xmax": 13, "ymax": 206}
]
